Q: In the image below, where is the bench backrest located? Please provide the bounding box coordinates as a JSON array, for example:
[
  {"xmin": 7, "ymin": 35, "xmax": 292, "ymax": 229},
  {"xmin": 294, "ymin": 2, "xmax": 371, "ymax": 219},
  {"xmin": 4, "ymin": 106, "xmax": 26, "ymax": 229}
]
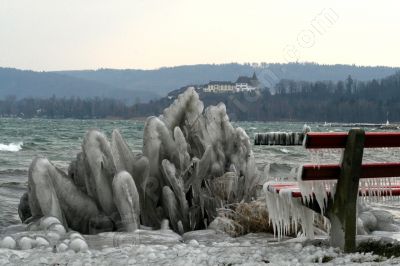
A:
[
  {"xmin": 301, "ymin": 132, "xmax": 400, "ymax": 181},
  {"xmin": 304, "ymin": 132, "xmax": 400, "ymax": 148}
]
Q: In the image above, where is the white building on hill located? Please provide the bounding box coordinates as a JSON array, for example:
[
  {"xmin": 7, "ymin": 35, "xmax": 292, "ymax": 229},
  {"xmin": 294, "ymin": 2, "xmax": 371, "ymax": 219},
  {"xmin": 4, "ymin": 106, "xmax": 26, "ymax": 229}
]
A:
[
  {"xmin": 203, "ymin": 72, "xmax": 260, "ymax": 93},
  {"xmin": 204, "ymin": 81, "xmax": 235, "ymax": 93},
  {"xmin": 235, "ymin": 72, "xmax": 260, "ymax": 92}
]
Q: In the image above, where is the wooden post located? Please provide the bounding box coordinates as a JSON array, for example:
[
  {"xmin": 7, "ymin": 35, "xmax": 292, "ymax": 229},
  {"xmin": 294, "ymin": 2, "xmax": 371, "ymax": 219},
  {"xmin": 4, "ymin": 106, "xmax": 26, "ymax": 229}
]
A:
[{"xmin": 327, "ymin": 128, "xmax": 365, "ymax": 252}]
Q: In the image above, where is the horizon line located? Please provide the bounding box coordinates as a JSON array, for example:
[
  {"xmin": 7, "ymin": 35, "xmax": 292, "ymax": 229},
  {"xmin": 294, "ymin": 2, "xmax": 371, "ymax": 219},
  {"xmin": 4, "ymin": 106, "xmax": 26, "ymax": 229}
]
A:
[{"xmin": 1, "ymin": 61, "xmax": 400, "ymax": 73}]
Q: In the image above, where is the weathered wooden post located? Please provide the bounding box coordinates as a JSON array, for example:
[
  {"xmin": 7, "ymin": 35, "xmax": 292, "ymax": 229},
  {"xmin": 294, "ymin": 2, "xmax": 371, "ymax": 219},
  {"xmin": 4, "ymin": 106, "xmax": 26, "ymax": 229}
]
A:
[{"xmin": 327, "ymin": 128, "xmax": 365, "ymax": 252}]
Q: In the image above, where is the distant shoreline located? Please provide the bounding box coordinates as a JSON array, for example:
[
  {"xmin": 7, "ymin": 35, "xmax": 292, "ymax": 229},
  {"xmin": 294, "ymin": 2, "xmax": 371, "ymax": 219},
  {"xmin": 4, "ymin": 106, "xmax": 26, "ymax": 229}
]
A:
[
  {"xmin": 1, "ymin": 117, "xmax": 398, "ymax": 126},
  {"xmin": 0, "ymin": 116, "xmax": 149, "ymax": 122}
]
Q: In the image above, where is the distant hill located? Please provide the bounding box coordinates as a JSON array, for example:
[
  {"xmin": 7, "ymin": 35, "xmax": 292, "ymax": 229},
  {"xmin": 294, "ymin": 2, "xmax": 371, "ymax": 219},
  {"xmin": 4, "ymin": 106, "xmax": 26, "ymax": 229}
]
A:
[
  {"xmin": 0, "ymin": 68, "xmax": 159, "ymax": 103},
  {"xmin": 0, "ymin": 63, "xmax": 398, "ymax": 103},
  {"xmin": 58, "ymin": 63, "xmax": 399, "ymax": 95}
]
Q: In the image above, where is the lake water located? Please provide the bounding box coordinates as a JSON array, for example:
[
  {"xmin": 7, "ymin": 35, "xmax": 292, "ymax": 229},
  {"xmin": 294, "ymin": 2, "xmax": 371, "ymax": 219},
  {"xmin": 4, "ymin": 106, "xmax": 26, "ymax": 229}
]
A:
[{"xmin": 1, "ymin": 118, "xmax": 399, "ymax": 230}]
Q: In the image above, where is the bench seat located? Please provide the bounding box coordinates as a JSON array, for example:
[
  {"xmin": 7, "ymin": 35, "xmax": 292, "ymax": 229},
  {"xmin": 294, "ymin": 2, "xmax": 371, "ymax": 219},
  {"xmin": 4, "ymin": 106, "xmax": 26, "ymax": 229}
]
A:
[{"xmin": 265, "ymin": 182, "xmax": 400, "ymax": 198}]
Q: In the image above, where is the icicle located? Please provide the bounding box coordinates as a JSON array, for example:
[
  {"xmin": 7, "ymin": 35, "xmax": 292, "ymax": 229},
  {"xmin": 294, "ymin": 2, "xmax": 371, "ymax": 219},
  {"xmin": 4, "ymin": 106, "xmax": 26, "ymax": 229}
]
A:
[
  {"xmin": 359, "ymin": 176, "xmax": 400, "ymax": 203},
  {"xmin": 264, "ymin": 164, "xmax": 271, "ymax": 181},
  {"xmin": 263, "ymin": 182, "xmax": 319, "ymax": 240},
  {"xmin": 289, "ymin": 166, "xmax": 297, "ymax": 178},
  {"xmin": 296, "ymin": 166, "xmax": 337, "ymax": 215}
]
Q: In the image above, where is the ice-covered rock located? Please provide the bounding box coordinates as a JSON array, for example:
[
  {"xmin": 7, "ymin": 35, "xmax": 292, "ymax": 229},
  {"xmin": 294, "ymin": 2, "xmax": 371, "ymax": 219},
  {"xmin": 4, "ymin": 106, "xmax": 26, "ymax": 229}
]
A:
[
  {"xmin": 68, "ymin": 232, "xmax": 84, "ymax": 240},
  {"xmin": 46, "ymin": 231, "xmax": 61, "ymax": 242},
  {"xmin": 69, "ymin": 238, "xmax": 88, "ymax": 252},
  {"xmin": 357, "ymin": 202, "xmax": 400, "ymax": 234},
  {"xmin": 209, "ymin": 217, "xmax": 239, "ymax": 236},
  {"xmin": 188, "ymin": 239, "xmax": 199, "ymax": 247},
  {"xmin": 40, "ymin": 216, "xmax": 62, "ymax": 230},
  {"xmin": 358, "ymin": 211, "xmax": 378, "ymax": 234},
  {"xmin": 35, "ymin": 237, "xmax": 49, "ymax": 247},
  {"xmin": 18, "ymin": 236, "xmax": 34, "ymax": 250},
  {"xmin": 48, "ymin": 223, "xmax": 67, "ymax": 235},
  {"xmin": 1, "ymin": 236, "xmax": 16, "ymax": 249},
  {"xmin": 57, "ymin": 242, "xmax": 68, "ymax": 252}
]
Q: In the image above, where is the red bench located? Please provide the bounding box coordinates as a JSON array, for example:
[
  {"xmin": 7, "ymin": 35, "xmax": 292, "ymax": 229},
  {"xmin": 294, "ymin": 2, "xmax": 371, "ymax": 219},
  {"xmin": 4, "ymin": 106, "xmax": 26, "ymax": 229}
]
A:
[{"xmin": 264, "ymin": 129, "xmax": 400, "ymax": 252}]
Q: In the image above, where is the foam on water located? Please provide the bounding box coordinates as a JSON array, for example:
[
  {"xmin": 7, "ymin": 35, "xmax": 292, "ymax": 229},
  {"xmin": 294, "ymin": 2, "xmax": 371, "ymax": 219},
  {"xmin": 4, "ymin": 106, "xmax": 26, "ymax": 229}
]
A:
[
  {"xmin": 279, "ymin": 148, "xmax": 289, "ymax": 154},
  {"xmin": 0, "ymin": 142, "xmax": 23, "ymax": 152}
]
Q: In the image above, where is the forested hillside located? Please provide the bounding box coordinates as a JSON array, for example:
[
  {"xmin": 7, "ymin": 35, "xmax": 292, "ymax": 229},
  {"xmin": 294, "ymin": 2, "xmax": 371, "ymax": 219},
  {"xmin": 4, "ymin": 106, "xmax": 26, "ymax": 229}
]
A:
[{"xmin": 2, "ymin": 72, "xmax": 400, "ymax": 123}]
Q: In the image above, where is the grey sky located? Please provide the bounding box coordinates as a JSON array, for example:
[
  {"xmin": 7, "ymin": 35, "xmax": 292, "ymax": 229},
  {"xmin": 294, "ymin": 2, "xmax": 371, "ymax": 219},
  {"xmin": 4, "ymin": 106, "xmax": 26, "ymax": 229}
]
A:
[{"xmin": 0, "ymin": 0, "xmax": 399, "ymax": 71}]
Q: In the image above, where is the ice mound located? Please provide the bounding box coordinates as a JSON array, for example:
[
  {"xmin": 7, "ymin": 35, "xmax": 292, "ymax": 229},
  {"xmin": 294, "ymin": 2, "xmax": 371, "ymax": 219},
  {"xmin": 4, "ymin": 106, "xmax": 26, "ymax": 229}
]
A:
[
  {"xmin": 140, "ymin": 88, "xmax": 259, "ymax": 231},
  {"xmin": 15, "ymin": 88, "xmax": 259, "ymax": 236}
]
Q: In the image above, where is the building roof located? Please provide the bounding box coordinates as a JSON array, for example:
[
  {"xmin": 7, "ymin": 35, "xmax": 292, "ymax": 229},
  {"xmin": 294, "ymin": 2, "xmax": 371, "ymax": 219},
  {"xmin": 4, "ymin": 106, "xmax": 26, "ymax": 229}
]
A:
[
  {"xmin": 208, "ymin": 81, "xmax": 235, "ymax": 85},
  {"xmin": 236, "ymin": 76, "xmax": 253, "ymax": 84},
  {"xmin": 235, "ymin": 72, "xmax": 260, "ymax": 87}
]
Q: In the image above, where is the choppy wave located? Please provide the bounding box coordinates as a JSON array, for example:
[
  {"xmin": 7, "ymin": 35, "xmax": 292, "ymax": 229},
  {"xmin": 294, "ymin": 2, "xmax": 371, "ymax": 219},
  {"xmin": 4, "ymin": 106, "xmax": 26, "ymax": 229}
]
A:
[
  {"xmin": 0, "ymin": 181, "xmax": 26, "ymax": 189},
  {"xmin": 0, "ymin": 169, "xmax": 28, "ymax": 176},
  {"xmin": 0, "ymin": 142, "xmax": 23, "ymax": 152}
]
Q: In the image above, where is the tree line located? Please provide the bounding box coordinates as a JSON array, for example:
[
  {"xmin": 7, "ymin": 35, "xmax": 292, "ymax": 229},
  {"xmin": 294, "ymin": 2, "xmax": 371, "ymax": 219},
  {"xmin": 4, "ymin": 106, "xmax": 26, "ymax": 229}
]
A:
[
  {"xmin": 0, "ymin": 96, "xmax": 133, "ymax": 119},
  {"xmin": 1, "ymin": 72, "xmax": 400, "ymax": 122}
]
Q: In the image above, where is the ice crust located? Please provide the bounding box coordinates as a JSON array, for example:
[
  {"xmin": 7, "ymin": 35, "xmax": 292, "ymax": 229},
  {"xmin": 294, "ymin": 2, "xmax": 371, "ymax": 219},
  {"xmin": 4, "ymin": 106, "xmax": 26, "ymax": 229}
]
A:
[{"xmin": 1, "ymin": 230, "xmax": 399, "ymax": 265}]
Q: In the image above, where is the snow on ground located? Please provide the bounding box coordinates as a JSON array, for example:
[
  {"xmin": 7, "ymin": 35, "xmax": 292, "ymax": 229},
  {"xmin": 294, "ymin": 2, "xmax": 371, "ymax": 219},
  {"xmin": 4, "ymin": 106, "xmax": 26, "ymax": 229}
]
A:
[{"xmin": 1, "ymin": 229, "xmax": 400, "ymax": 266}]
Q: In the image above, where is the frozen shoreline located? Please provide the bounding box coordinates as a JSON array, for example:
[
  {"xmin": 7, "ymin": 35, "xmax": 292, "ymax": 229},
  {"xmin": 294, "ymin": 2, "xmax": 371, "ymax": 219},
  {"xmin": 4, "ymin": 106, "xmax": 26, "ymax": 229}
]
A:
[
  {"xmin": 1, "ymin": 230, "xmax": 400, "ymax": 265},
  {"xmin": 2, "ymin": 199, "xmax": 400, "ymax": 265}
]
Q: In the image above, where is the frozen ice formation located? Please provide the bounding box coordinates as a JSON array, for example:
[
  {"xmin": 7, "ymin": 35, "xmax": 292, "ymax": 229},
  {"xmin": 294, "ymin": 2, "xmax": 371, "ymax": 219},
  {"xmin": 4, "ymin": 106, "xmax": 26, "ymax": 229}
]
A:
[
  {"xmin": 16, "ymin": 88, "xmax": 259, "ymax": 236},
  {"xmin": 0, "ymin": 216, "xmax": 89, "ymax": 252}
]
